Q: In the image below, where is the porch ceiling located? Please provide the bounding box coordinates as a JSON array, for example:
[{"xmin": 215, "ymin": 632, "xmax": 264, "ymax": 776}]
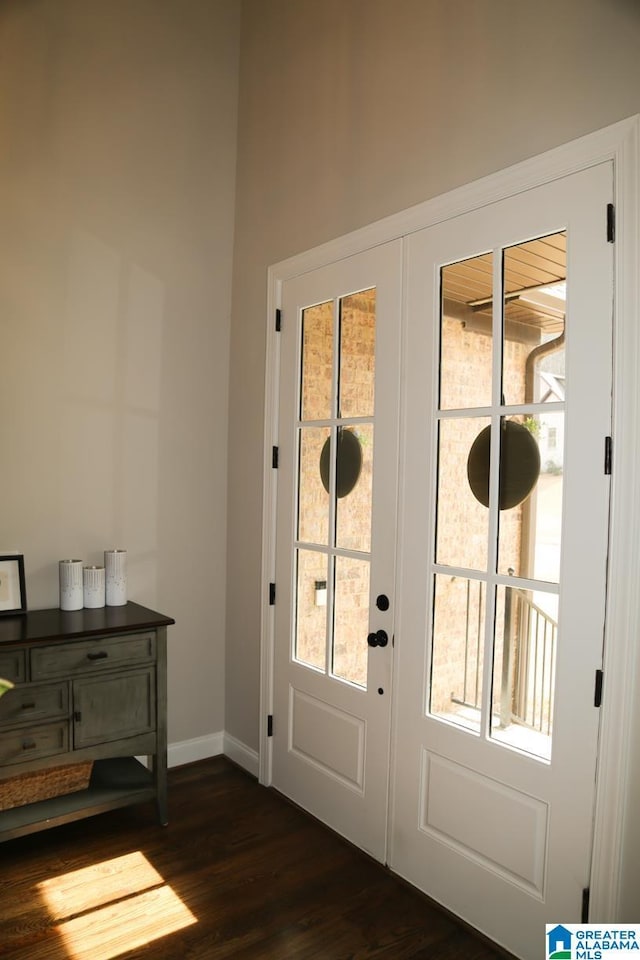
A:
[{"xmin": 443, "ymin": 232, "xmax": 566, "ymax": 337}]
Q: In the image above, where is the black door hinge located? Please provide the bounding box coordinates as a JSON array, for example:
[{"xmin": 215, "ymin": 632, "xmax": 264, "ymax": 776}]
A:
[
  {"xmin": 607, "ymin": 203, "xmax": 615, "ymax": 243},
  {"xmin": 582, "ymin": 887, "xmax": 590, "ymax": 923},
  {"xmin": 272, "ymin": 446, "xmax": 279, "ymax": 468},
  {"xmin": 267, "ymin": 714, "xmax": 273, "ymax": 737},
  {"xmin": 594, "ymin": 669, "xmax": 604, "ymax": 708},
  {"xmin": 275, "ymin": 309, "xmax": 282, "ymax": 331},
  {"xmin": 269, "ymin": 582, "xmax": 276, "ymax": 605},
  {"xmin": 605, "ymin": 436, "xmax": 612, "ymax": 475}
]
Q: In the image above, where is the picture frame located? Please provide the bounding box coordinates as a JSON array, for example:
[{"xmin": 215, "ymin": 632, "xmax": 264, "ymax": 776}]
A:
[{"xmin": 0, "ymin": 555, "xmax": 27, "ymax": 616}]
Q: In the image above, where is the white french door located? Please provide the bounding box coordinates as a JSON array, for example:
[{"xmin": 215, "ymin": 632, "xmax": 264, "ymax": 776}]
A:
[
  {"xmin": 271, "ymin": 241, "xmax": 402, "ymax": 861},
  {"xmin": 268, "ymin": 161, "xmax": 614, "ymax": 958},
  {"xmin": 391, "ymin": 162, "xmax": 613, "ymax": 958}
]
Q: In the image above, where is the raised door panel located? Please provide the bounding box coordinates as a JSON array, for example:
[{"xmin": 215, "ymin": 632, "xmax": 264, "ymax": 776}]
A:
[{"xmin": 73, "ymin": 669, "xmax": 156, "ymax": 748}]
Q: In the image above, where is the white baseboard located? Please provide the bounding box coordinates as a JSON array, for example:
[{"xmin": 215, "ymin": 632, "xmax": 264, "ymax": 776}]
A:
[
  {"xmin": 222, "ymin": 733, "xmax": 260, "ymax": 778},
  {"xmin": 168, "ymin": 732, "xmax": 224, "ymax": 768},
  {"xmin": 165, "ymin": 730, "xmax": 259, "ymax": 779}
]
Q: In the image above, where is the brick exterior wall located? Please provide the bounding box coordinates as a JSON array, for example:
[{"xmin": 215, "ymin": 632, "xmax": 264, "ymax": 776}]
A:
[
  {"xmin": 295, "ymin": 294, "xmax": 532, "ymax": 715},
  {"xmin": 432, "ymin": 316, "xmax": 528, "ymax": 716},
  {"xmin": 296, "ymin": 291, "xmax": 375, "ymax": 686}
]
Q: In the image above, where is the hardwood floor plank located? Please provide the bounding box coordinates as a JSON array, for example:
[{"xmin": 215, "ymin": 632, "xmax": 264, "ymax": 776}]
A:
[{"xmin": 0, "ymin": 757, "xmax": 512, "ymax": 960}]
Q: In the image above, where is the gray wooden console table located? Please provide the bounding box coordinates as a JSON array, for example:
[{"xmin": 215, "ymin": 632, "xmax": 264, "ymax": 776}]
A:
[{"xmin": 0, "ymin": 601, "xmax": 173, "ymax": 843}]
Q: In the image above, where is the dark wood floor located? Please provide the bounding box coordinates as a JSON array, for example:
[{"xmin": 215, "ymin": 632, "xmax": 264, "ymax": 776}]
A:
[{"xmin": 0, "ymin": 757, "xmax": 511, "ymax": 959}]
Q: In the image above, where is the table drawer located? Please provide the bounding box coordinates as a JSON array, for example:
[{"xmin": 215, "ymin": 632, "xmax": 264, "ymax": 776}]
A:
[
  {"xmin": 0, "ymin": 723, "xmax": 68, "ymax": 766},
  {"xmin": 31, "ymin": 633, "xmax": 156, "ymax": 680},
  {"xmin": 0, "ymin": 682, "xmax": 68, "ymax": 727},
  {"xmin": 0, "ymin": 649, "xmax": 26, "ymax": 684}
]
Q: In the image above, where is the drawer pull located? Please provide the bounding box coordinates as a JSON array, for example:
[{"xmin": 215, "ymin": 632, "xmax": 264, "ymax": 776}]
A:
[
  {"xmin": 21, "ymin": 702, "xmax": 36, "ymax": 710},
  {"xmin": 87, "ymin": 651, "xmax": 108, "ymax": 661},
  {"xmin": 22, "ymin": 740, "xmax": 37, "ymax": 751}
]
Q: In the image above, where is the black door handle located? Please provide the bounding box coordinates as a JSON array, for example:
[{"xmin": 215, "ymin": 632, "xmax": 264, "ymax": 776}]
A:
[{"xmin": 367, "ymin": 630, "xmax": 388, "ymax": 648}]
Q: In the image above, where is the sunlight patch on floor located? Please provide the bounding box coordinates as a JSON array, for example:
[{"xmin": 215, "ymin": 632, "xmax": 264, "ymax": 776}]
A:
[{"xmin": 37, "ymin": 851, "xmax": 197, "ymax": 960}]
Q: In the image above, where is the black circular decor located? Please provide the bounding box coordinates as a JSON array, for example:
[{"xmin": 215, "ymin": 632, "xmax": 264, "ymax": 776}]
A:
[
  {"xmin": 467, "ymin": 420, "xmax": 540, "ymax": 510},
  {"xmin": 319, "ymin": 429, "xmax": 363, "ymax": 498}
]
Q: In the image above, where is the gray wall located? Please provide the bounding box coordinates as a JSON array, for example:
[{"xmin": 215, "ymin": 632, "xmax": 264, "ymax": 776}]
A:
[
  {"xmin": 0, "ymin": 0, "xmax": 241, "ymax": 745},
  {"xmin": 227, "ymin": 0, "xmax": 640, "ymax": 915},
  {"xmin": 3, "ymin": 0, "xmax": 640, "ymax": 917}
]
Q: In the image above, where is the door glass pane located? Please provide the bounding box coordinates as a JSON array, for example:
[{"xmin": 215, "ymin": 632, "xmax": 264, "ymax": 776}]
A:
[
  {"xmin": 498, "ymin": 415, "xmax": 564, "ymax": 582},
  {"xmin": 440, "ymin": 253, "xmax": 493, "ymax": 411},
  {"xmin": 491, "ymin": 585, "xmax": 557, "ymax": 760},
  {"xmin": 430, "ymin": 573, "xmax": 484, "ymax": 734},
  {"xmin": 295, "ymin": 287, "xmax": 378, "ymax": 684},
  {"xmin": 339, "ymin": 289, "xmax": 376, "ymax": 418},
  {"xmin": 298, "ymin": 427, "xmax": 330, "ymax": 546},
  {"xmin": 336, "ymin": 424, "xmax": 373, "ymax": 552},
  {"xmin": 436, "ymin": 417, "xmax": 490, "ymax": 571},
  {"xmin": 301, "ymin": 300, "xmax": 333, "ymax": 421},
  {"xmin": 432, "ymin": 232, "xmax": 568, "ymax": 751},
  {"xmin": 294, "ymin": 549, "xmax": 328, "ymax": 671},
  {"xmin": 333, "ymin": 556, "xmax": 369, "ymax": 688},
  {"xmin": 502, "ymin": 233, "xmax": 566, "ymax": 407}
]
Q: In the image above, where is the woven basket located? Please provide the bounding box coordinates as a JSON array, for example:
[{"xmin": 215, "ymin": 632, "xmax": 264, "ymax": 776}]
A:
[{"xmin": 0, "ymin": 761, "xmax": 93, "ymax": 812}]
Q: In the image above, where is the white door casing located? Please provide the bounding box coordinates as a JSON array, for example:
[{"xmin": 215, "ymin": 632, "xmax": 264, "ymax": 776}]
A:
[{"xmin": 261, "ymin": 116, "xmax": 640, "ymax": 932}]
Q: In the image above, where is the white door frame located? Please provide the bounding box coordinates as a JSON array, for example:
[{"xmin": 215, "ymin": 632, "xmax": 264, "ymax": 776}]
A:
[{"xmin": 260, "ymin": 115, "xmax": 640, "ymax": 921}]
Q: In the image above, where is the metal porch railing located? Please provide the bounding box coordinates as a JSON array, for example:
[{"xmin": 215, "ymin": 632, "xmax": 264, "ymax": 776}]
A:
[{"xmin": 450, "ymin": 579, "xmax": 557, "ymax": 735}]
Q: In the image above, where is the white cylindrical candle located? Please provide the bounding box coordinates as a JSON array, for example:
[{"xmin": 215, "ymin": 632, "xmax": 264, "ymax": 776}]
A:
[
  {"xmin": 59, "ymin": 560, "xmax": 83, "ymax": 611},
  {"xmin": 83, "ymin": 565, "xmax": 105, "ymax": 609},
  {"xmin": 104, "ymin": 549, "xmax": 127, "ymax": 606}
]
